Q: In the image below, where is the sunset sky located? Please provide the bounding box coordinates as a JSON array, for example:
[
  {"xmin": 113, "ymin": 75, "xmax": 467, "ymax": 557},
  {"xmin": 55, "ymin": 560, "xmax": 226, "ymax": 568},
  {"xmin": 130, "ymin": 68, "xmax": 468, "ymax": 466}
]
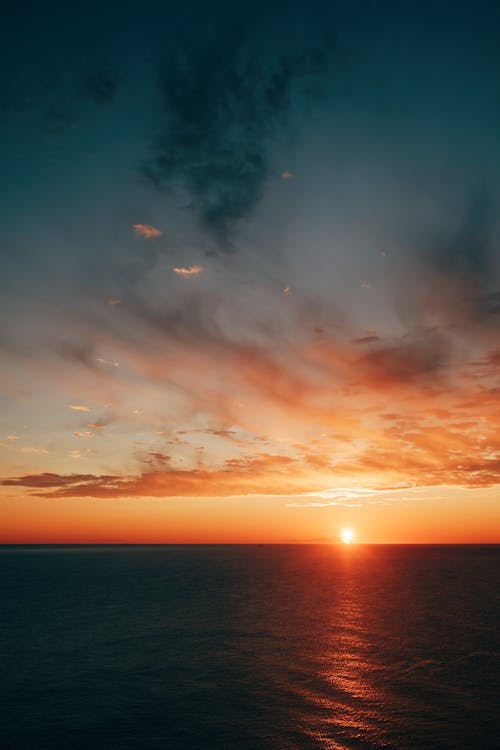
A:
[{"xmin": 1, "ymin": 1, "xmax": 500, "ymax": 542}]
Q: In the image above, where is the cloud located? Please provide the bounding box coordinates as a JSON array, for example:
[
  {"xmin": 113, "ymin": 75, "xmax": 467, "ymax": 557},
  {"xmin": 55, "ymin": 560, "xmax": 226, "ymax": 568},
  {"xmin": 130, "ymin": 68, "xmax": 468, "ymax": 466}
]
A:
[
  {"xmin": 293, "ymin": 485, "xmax": 431, "ymax": 507},
  {"xmin": 7, "ymin": 311, "xmax": 500, "ymax": 494},
  {"xmin": 8, "ymin": 245, "xmax": 500, "ymax": 497},
  {"xmin": 172, "ymin": 265, "xmax": 204, "ymax": 276},
  {"xmin": 0, "ymin": 453, "xmax": 326, "ymax": 499},
  {"xmin": 8, "ymin": 411, "xmax": 500, "ymax": 496},
  {"xmin": 133, "ymin": 224, "xmax": 162, "ymax": 239},
  {"xmin": 2, "ymin": 472, "xmax": 103, "ymax": 488},
  {"xmin": 142, "ymin": 24, "xmax": 330, "ymax": 251}
]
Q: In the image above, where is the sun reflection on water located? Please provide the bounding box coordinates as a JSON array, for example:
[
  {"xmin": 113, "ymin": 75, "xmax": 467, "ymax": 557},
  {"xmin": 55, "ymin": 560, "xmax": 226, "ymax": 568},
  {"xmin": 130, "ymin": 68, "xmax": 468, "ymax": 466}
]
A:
[{"xmin": 297, "ymin": 550, "xmax": 384, "ymax": 748}]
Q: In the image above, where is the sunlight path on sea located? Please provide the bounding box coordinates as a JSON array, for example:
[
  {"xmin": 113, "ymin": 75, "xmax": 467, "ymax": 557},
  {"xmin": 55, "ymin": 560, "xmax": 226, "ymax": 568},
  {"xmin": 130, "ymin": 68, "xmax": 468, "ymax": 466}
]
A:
[{"xmin": 289, "ymin": 549, "xmax": 388, "ymax": 749}]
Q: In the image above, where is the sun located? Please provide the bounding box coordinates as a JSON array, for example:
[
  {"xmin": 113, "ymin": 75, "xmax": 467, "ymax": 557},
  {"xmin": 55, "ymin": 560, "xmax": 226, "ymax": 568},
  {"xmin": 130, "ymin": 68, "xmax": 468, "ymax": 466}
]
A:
[{"xmin": 340, "ymin": 528, "xmax": 354, "ymax": 544}]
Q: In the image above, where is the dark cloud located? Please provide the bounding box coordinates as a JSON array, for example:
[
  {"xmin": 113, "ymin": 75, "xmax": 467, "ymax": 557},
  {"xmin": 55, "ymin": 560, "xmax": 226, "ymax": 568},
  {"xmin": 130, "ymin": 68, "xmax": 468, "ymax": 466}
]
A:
[
  {"xmin": 142, "ymin": 23, "xmax": 330, "ymax": 251},
  {"xmin": 1, "ymin": 472, "xmax": 104, "ymax": 488}
]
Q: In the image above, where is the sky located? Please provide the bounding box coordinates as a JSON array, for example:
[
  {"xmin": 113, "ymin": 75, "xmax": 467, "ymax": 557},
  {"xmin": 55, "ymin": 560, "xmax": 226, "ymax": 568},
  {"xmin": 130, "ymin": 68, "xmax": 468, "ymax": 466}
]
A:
[{"xmin": 1, "ymin": 0, "xmax": 500, "ymax": 543}]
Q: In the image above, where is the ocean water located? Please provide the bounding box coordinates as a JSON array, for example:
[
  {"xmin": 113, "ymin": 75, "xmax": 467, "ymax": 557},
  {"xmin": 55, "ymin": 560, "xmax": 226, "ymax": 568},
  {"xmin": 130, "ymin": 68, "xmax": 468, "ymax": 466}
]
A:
[{"xmin": 0, "ymin": 545, "xmax": 498, "ymax": 750}]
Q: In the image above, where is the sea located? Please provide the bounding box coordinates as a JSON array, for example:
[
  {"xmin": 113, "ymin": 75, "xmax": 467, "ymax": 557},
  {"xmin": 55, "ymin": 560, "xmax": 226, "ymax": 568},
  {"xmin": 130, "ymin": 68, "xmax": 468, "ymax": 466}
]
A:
[{"xmin": 0, "ymin": 545, "xmax": 498, "ymax": 750}]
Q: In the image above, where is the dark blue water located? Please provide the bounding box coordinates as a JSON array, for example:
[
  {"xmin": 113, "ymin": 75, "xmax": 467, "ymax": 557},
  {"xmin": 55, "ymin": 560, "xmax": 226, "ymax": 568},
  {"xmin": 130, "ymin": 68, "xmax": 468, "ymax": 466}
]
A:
[{"xmin": 1, "ymin": 545, "xmax": 498, "ymax": 749}]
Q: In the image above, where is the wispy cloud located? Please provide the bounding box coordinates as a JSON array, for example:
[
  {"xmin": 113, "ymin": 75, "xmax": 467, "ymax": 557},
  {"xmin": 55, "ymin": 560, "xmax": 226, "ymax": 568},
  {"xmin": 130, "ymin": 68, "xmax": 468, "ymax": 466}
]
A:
[
  {"xmin": 68, "ymin": 404, "xmax": 91, "ymax": 412},
  {"xmin": 289, "ymin": 485, "xmax": 451, "ymax": 508}
]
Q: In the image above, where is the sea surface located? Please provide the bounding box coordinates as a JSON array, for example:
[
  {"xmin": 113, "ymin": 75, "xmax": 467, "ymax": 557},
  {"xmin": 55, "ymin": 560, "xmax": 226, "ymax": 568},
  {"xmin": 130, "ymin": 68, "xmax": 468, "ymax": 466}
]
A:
[{"xmin": 1, "ymin": 545, "xmax": 499, "ymax": 750}]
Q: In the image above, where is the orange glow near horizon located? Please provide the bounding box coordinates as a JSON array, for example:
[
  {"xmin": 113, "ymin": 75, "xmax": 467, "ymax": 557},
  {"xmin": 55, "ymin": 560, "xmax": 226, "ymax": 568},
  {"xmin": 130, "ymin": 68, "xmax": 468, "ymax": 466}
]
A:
[{"xmin": 0, "ymin": 487, "xmax": 499, "ymax": 544}]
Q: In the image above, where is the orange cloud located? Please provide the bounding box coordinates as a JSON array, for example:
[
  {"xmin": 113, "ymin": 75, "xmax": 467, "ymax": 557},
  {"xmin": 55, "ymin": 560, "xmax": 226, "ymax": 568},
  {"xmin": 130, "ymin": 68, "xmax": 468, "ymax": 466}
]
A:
[
  {"xmin": 1, "ymin": 453, "xmax": 331, "ymax": 499},
  {"xmin": 7, "ymin": 418, "xmax": 500, "ymax": 499},
  {"xmin": 172, "ymin": 265, "xmax": 204, "ymax": 276},
  {"xmin": 11, "ymin": 283, "xmax": 500, "ymax": 500},
  {"xmin": 133, "ymin": 223, "xmax": 162, "ymax": 238}
]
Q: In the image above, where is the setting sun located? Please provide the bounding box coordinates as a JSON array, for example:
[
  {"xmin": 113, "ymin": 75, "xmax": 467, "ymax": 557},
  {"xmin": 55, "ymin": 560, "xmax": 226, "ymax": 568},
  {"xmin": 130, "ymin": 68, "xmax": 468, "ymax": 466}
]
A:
[{"xmin": 340, "ymin": 528, "xmax": 354, "ymax": 544}]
